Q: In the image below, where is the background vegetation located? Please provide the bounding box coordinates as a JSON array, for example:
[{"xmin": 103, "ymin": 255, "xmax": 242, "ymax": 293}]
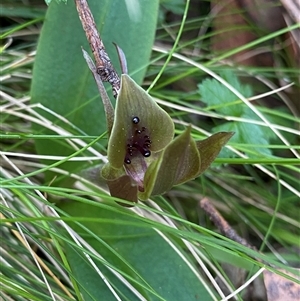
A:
[{"xmin": 1, "ymin": 0, "xmax": 299, "ymax": 300}]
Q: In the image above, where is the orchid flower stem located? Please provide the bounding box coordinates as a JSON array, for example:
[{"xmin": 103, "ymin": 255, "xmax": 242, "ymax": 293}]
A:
[{"xmin": 75, "ymin": 0, "xmax": 120, "ymax": 98}]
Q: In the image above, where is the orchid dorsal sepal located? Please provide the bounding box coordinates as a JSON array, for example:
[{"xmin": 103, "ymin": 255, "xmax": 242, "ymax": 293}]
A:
[{"xmin": 106, "ymin": 74, "xmax": 174, "ymax": 170}]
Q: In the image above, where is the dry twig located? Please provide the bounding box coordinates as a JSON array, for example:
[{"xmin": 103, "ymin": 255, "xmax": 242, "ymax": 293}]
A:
[
  {"xmin": 200, "ymin": 198, "xmax": 255, "ymax": 250},
  {"xmin": 74, "ymin": 0, "xmax": 120, "ymax": 98}
]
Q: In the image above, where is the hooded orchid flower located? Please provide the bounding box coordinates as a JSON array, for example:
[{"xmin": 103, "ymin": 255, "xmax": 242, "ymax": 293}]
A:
[
  {"xmin": 82, "ymin": 45, "xmax": 233, "ymax": 203},
  {"xmin": 100, "ymin": 74, "xmax": 234, "ymax": 203}
]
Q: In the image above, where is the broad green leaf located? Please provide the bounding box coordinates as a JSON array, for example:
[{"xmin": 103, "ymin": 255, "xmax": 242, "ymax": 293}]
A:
[
  {"xmin": 196, "ymin": 132, "xmax": 234, "ymax": 173},
  {"xmin": 30, "ymin": 0, "xmax": 159, "ymax": 180},
  {"xmin": 198, "ymin": 70, "xmax": 252, "ymax": 117},
  {"xmin": 214, "ymin": 122, "xmax": 272, "ymax": 157},
  {"xmin": 0, "ymin": 5, "xmax": 46, "ymax": 19},
  {"xmin": 198, "ymin": 70, "xmax": 272, "ymax": 157},
  {"xmin": 60, "ymin": 201, "xmax": 213, "ymax": 301},
  {"xmin": 140, "ymin": 126, "xmax": 201, "ymax": 200}
]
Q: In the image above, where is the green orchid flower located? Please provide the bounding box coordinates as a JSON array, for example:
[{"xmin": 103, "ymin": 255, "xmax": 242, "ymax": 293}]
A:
[{"xmin": 101, "ymin": 74, "xmax": 234, "ymax": 203}]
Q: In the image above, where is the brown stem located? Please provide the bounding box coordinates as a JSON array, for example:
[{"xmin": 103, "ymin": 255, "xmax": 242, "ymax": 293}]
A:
[
  {"xmin": 74, "ymin": 0, "xmax": 120, "ymax": 98},
  {"xmin": 200, "ymin": 198, "xmax": 256, "ymax": 250}
]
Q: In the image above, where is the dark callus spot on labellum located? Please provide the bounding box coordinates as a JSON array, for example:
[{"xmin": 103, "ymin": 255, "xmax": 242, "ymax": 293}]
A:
[
  {"xmin": 132, "ymin": 116, "xmax": 139, "ymax": 124},
  {"xmin": 124, "ymin": 116, "xmax": 152, "ymax": 164}
]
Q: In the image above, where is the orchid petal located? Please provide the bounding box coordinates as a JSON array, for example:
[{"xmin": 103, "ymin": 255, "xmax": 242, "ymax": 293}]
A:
[
  {"xmin": 196, "ymin": 132, "xmax": 234, "ymax": 175},
  {"xmin": 139, "ymin": 126, "xmax": 201, "ymax": 200}
]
